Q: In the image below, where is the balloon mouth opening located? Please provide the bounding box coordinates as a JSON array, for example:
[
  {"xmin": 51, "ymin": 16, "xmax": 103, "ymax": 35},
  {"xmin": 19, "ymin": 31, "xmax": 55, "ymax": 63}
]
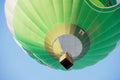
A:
[{"xmin": 52, "ymin": 34, "xmax": 83, "ymax": 59}]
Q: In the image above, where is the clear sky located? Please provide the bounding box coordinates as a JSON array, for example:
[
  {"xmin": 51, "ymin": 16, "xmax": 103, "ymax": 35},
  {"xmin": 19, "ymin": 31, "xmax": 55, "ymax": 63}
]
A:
[{"xmin": 0, "ymin": 0, "xmax": 120, "ymax": 80}]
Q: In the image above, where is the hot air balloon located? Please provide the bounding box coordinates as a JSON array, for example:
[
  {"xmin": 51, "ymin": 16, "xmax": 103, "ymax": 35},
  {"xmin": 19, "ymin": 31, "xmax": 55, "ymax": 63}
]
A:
[{"xmin": 5, "ymin": 0, "xmax": 120, "ymax": 70}]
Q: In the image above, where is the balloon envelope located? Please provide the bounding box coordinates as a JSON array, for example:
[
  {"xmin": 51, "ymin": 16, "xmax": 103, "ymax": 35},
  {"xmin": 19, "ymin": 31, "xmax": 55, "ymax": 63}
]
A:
[{"xmin": 5, "ymin": 0, "xmax": 120, "ymax": 70}]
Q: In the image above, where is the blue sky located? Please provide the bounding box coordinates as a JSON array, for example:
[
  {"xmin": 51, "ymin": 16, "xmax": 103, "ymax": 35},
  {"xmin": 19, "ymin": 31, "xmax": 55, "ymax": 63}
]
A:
[{"xmin": 0, "ymin": 0, "xmax": 120, "ymax": 80}]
